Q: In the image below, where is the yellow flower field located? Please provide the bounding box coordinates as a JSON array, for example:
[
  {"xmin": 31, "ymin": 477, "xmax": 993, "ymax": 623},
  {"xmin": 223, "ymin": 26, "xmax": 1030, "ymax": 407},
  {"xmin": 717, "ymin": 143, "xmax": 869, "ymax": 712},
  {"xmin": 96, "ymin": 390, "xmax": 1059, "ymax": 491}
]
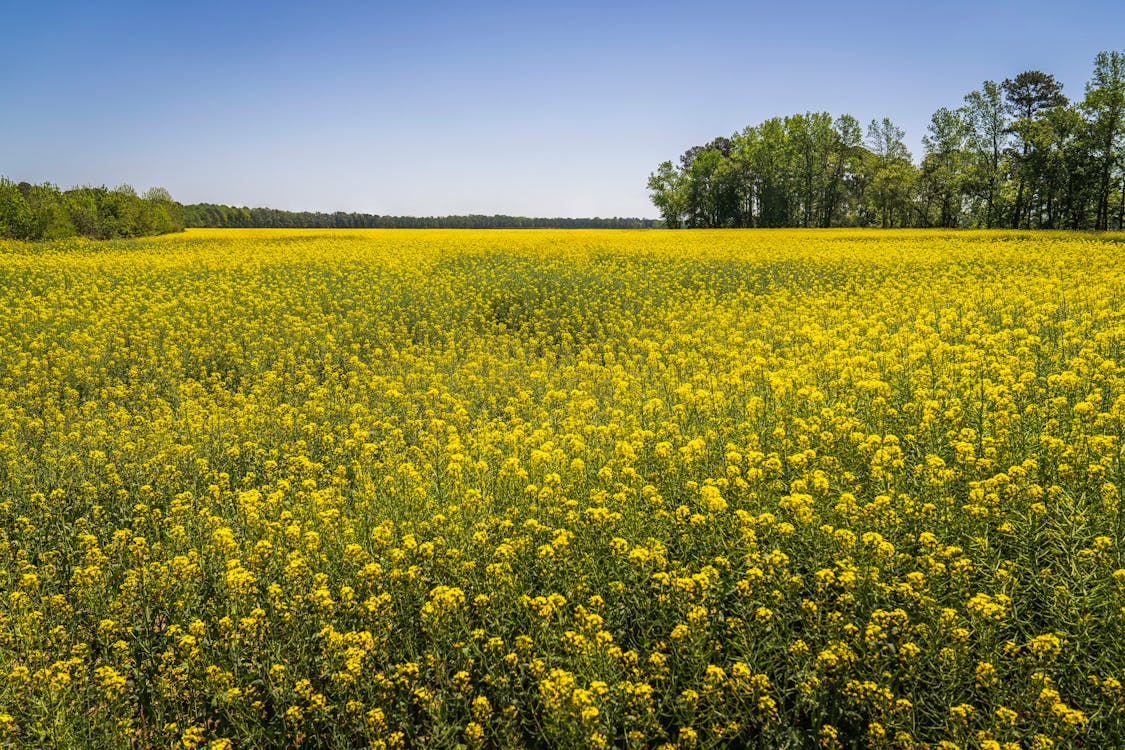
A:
[{"xmin": 1, "ymin": 228, "xmax": 1124, "ymax": 748}]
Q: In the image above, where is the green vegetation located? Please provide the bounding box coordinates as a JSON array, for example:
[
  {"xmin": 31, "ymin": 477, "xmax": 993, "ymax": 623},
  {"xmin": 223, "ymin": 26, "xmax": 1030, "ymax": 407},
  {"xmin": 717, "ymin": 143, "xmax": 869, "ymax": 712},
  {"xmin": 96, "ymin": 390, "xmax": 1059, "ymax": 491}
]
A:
[
  {"xmin": 0, "ymin": 187, "xmax": 659, "ymax": 241},
  {"xmin": 182, "ymin": 204, "xmax": 660, "ymax": 229},
  {"xmin": 2, "ymin": 229, "xmax": 1125, "ymax": 748},
  {"xmin": 650, "ymin": 51, "xmax": 1125, "ymax": 229},
  {"xmin": 0, "ymin": 186, "xmax": 661, "ymax": 241},
  {"xmin": 0, "ymin": 180, "xmax": 185, "ymax": 241}
]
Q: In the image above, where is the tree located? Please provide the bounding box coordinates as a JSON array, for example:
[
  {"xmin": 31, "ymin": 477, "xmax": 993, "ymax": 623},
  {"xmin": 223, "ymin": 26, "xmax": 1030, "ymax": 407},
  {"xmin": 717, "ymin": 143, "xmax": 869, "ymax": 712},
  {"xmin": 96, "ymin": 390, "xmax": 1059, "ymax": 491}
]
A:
[
  {"xmin": 867, "ymin": 118, "xmax": 915, "ymax": 227},
  {"xmin": 24, "ymin": 182, "xmax": 76, "ymax": 239},
  {"xmin": 142, "ymin": 186, "xmax": 184, "ymax": 234},
  {"xmin": 1004, "ymin": 71, "xmax": 1067, "ymax": 228},
  {"xmin": 784, "ymin": 112, "xmax": 838, "ymax": 228},
  {"xmin": 963, "ymin": 81, "xmax": 1009, "ymax": 227},
  {"xmin": 647, "ymin": 161, "xmax": 688, "ymax": 229},
  {"xmin": 63, "ymin": 189, "xmax": 100, "ymax": 237},
  {"xmin": 1018, "ymin": 104, "xmax": 1094, "ymax": 228},
  {"xmin": 686, "ymin": 149, "xmax": 726, "ymax": 227},
  {"xmin": 0, "ymin": 178, "xmax": 36, "ymax": 239},
  {"xmin": 823, "ymin": 115, "xmax": 865, "ymax": 227},
  {"xmin": 143, "ymin": 186, "xmax": 174, "ymax": 202},
  {"xmin": 642, "ymin": 56, "xmax": 1123, "ymax": 232},
  {"xmin": 1081, "ymin": 51, "xmax": 1125, "ymax": 230},
  {"xmin": 921, "ymin": 107, "xmax": 971, "ymax": 227}
]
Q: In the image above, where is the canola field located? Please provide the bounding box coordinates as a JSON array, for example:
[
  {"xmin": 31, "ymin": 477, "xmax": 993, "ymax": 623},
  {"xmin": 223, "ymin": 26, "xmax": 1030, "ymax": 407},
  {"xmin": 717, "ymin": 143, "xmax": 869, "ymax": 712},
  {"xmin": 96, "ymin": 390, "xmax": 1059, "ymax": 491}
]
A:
[{"xmin": 1, "ymin": 228, "xmax": 1125, "ymax": 749}]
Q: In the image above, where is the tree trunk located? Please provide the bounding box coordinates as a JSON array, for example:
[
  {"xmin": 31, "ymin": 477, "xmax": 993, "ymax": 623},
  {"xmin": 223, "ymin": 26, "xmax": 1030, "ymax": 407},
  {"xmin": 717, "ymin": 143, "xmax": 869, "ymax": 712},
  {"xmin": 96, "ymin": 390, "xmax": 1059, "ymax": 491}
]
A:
[
  {"xmin": 1119, "ymin": 173, "xmax": 1124, "ymax": 231},
  {"xmin": 1013, "ymin": 177, "xmax": 1025, "ymax": 229},
  {"xmin": 1098, "ymin": 164, "xmax": 1110, "ymax": 231}
]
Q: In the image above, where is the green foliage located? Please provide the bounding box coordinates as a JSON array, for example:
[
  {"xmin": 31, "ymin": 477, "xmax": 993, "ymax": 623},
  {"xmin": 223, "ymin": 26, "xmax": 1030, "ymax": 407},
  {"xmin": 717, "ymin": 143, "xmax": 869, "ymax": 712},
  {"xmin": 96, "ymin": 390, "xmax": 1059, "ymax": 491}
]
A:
[
  {"xmin": 651, "ymin": 50, "xmax": 1125, "ymax": 230},
  {"xmin": 0, "ymin": 180, "xmax": 186, "ymax": 241},
  {"xmin": 181, "ymin": 204, "xmax": 660, "ymax": 229},
  {"xmin": 647, "ymin": 161, "xmax": 688, "ymax": 228},
  {"xmin": 0, "ymin": 179, "xmax": 36, "ymax": 239},
  {"xmin": 646, "ymin": 113, "xmax": 899, "ymax": 229},
  {"xmin": 920, "ymin": 108, "xmax": 971, "ymax": 228},
  {"xmin": 1082, "ymin": 51, "xmax": 1125, "ymax": 230}
]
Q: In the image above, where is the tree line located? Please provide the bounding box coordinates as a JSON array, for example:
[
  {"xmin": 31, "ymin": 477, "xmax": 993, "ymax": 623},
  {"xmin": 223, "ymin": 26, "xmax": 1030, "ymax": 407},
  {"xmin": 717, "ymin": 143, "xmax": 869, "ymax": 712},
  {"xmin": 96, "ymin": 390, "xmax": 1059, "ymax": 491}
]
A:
[
  {"xmin": 648, "ymin": 51, "xmax": 1125, "ymax": 230},
  {"xmin": 182, "ymin": 203, "xmax": 659, "ymax": 230},
  {"xmin": 0, "ymin": 185, "xmax": 661, "ymax": 239},
  {"xmin": 0, "ymin": 179, "xmax": 185, "ymax": 240}
]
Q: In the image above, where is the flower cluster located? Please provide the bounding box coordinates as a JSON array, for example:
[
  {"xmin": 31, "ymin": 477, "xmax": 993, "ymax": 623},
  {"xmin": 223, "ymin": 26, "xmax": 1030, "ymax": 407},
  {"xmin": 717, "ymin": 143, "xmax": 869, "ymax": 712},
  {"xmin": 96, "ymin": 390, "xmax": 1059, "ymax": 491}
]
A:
[{"xmin": 0, "ymin": 228, "xmax": 1123, "ymax": 747}]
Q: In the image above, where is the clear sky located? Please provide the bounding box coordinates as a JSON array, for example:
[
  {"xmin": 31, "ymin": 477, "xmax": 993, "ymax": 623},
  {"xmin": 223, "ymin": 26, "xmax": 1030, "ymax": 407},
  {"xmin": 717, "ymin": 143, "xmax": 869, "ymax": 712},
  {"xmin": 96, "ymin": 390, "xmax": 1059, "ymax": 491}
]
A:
[{"xmin": 3, "ymin": 0, "xmax": 1124, "ymax": 218}]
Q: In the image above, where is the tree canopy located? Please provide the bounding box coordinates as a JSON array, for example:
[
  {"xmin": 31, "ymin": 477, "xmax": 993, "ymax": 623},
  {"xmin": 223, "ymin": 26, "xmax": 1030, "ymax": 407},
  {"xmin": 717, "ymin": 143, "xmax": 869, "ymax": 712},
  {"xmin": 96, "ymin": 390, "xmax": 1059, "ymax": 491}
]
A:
[
  {"xmin": 0, "ymin": 187, "xmax": 660, "ymax": 239},
  {"xmin": 649, "ymin": 51, "xmax": 1125, "ymax": 230},
  {"xmin": 0, "ymin": 180, "xmax": 184, "ymax": 240},
  {"xmin": 180, "ymin": 204, "xmax": 659, "ymax": 230}
]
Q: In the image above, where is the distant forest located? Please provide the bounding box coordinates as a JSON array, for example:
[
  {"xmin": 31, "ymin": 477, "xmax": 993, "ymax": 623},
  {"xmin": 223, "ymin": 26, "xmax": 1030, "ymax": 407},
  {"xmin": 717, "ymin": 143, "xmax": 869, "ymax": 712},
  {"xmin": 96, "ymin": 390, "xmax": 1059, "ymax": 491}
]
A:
[
  {"xmin": 0, "ymin": 186, "xmax": 659, "ymax": 240},
  {"xmin": 649, "ymin": 51, "xmax": 1125, "ymax": 230},
  {"xmin": 181, "ymin": 204, "xmax": 660, "ymax": 229}
]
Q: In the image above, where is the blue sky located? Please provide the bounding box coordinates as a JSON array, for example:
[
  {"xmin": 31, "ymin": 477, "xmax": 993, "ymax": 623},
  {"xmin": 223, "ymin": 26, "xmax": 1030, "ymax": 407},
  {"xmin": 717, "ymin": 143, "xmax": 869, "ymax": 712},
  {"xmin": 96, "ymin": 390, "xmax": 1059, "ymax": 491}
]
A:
[{"xmin": 2, "ymin": 0, "xmax": 1123, "ymax": 218}]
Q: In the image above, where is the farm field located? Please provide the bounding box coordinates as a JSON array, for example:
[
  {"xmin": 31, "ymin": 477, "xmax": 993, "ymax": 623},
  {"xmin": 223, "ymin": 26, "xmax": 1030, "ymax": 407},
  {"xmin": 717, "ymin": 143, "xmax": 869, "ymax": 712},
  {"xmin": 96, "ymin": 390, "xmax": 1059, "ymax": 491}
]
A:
[{"xmin": 1, "ymin": 228, "xmax": 1125, "ymax": 748}]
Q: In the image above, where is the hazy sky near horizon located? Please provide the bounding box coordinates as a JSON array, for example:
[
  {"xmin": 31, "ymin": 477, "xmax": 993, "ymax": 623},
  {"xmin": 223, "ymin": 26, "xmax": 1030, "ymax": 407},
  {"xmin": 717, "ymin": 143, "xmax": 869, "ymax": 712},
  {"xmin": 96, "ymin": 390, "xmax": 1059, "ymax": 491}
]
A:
[{"xmin": 3, "ymin": 0, "xmax": 1124, "ymax": 218}]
